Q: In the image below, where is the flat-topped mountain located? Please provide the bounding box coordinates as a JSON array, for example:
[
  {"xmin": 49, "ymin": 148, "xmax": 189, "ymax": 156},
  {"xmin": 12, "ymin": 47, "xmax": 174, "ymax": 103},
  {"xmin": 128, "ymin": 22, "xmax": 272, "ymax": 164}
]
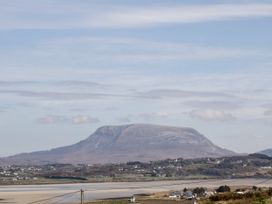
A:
[{"xmin": 0, "ymin": 124, "xmax": 235, "ymax": 165}]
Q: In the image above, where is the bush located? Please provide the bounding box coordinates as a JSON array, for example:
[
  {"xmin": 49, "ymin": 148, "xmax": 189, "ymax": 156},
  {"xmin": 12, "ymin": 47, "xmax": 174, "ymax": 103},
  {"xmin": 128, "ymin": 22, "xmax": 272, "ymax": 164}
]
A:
[
  {"xmin": 208, "ymin": 188, "xmax": 272, "ymax": 203},
  {"xmin": 193, "ymin": 187, "xmax": 206, "ymax": 197},
  {"xmin": 268, "ymin": 187, "xmax": 272, "ymax": 196},
  {"xmin": 216, "ymin": 185, "xmax": 231, "ymax": 193},
  {"xmin": 253, "ymin": 186, "xmax": 258, "ymax": 191}
]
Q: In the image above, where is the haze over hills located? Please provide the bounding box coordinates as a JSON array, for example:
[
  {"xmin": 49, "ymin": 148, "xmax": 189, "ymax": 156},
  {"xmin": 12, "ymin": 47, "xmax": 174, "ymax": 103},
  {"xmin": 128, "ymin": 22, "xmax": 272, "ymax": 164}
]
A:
[{"xmin": 0, "ymin": 124, "xmax": 235, "ymax": 165}]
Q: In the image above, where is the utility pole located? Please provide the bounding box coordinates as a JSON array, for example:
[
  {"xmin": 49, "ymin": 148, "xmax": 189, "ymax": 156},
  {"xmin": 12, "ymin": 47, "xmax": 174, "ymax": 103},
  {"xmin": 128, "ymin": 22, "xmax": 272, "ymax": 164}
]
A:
[
  {"xmin": 80, "ymin": 189, "xmax": 84, "ymax": 204},
  {"xmin": 192, "ymin": 198, "xmax": 197, "ymax": 204}
]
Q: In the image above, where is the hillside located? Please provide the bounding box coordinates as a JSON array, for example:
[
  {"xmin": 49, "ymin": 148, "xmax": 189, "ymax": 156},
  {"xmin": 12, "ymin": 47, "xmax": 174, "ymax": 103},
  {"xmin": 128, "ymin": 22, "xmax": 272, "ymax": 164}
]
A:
[
  {"xmin": 259, "ymin": 149, "xmax": 272, "ymax": 157},
  {"xmin": 1, "ymin": 154, "xmax": 272, "ymax": 185},
  {"xmin": 0, "ymin": 124, "xmax": 235, "ymax": 165}
]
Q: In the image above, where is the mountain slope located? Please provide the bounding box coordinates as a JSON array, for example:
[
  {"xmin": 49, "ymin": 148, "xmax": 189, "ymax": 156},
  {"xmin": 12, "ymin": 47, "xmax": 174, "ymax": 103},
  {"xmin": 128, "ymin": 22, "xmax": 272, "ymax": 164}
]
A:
[
  {"xmin": 0, "ymin": 124, "xmax": 235, "ymax": 165},
  {"xmin": 258, "ymin": 148, "xmax": 272, "ymax": 157}
]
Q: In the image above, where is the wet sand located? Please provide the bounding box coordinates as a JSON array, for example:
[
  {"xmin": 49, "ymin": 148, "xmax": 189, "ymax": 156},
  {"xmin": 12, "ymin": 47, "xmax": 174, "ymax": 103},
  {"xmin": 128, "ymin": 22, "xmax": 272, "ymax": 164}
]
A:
[{"xmin": 0, "ymin": 178, "xmax": 272, "ymax": 204}]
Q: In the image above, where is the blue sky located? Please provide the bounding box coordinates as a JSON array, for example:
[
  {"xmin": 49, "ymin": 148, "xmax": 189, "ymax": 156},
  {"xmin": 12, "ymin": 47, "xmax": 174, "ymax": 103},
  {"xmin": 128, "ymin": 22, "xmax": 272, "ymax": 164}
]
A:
[{"xmin": 0, "ymin": 0, "xmax": 272, "ymax": 156}]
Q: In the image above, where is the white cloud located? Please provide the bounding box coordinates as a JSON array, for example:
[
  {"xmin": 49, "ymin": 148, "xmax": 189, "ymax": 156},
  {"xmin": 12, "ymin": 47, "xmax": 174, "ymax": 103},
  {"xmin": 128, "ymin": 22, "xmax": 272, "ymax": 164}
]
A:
[
  {"xmin": 95, "ymin": 4, "xmax": 272, "ymax": 27},
  {"xmin": 1, "ymin": 2, "xmax": 272, "ymax": 29},
  {"xmin": 188, "ymin": 109, "xmax": 236, "ymax": 122}
]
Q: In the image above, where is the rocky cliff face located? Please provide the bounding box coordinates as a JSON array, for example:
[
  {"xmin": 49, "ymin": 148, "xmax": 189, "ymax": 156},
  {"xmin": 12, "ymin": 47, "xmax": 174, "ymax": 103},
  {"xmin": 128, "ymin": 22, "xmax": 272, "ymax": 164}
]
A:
[{"xmin": 0, "ymin": 124, "xmax": 235, "ymax": 165}]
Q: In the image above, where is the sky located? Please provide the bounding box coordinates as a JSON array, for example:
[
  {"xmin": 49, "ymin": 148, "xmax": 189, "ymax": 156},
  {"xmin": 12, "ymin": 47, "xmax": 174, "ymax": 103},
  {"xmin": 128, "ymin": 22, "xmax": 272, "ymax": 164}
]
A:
[{"xmin": 0, "ymin": 0, "xmax": 272, "ymax": 156}]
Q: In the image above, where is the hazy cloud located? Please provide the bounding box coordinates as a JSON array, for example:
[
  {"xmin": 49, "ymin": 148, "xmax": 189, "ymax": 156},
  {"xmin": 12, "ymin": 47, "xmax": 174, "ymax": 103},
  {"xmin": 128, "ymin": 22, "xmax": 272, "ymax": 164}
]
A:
[
  {"xmin": 183, "ymin": 100, "xmax": 241, "ymax": 110},
  {"xmin": 0, "ymin": 80, "xmax": 101, "ymax": 88},
  {"xmin": 54, "ymin": 80, "xmax": 101, "ymax": 88},
  {"xmin": 264, "ymin": 109, "xmax": 272, "ymax": 116},
  {"xmin": 139, "ymin": 112, "xmax": 169, "ymax": 120},
  {"xmin": 0, "ymin": 90, "xmax": 124, "ymax": 100},
  {"xmin": 0, "ymin": 81, "xmax": 38, "ymax": 86},
  {"xmin": 34, "ymin": 37, "xmax": 265, "ymax": 65},
  {"xmin": 95, "ymin": 4, "xmax": 272, "ymax": 27},
  {"xmin": 0, "ymin": 88, "xmax": 236, "ymax": 102},
  {"xmin": 37, "ymin": 115, "xmax": 100, "ymax": 125},
  {"xmin": 71, "ymin": 115, "xmax": 100, "ymax": 124},
  {"xmin": 0, "ymin": 105, "xmax": 15, "ymax": 112},
  {"xmin": 105, "ymin": 106, "xmax": 119, "ymax": 111},
  {"xmin": 37, "ymin": 115, "xmax": 66, "ymax": 124},
  {"xmin": 188, "ymin": 109, "xmax": 236, "ymax": 122},
  {"xmin": 139, "ymin": 89, "xmax": 234, "ymax": 99},
  {"xmin": 116, "ymin": 115, "xmax": 134, "ymax": 123},
  {"xmin": 1, "ymin": 2, "xmax": 272, "ymax": 29}
]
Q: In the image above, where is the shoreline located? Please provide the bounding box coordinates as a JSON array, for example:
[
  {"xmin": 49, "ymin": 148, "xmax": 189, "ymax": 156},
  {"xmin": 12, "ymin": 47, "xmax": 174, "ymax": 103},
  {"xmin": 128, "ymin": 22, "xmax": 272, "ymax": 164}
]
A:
[{"xmin": 1, "ymin": 175, "xmax": 270, "ymax": 186}]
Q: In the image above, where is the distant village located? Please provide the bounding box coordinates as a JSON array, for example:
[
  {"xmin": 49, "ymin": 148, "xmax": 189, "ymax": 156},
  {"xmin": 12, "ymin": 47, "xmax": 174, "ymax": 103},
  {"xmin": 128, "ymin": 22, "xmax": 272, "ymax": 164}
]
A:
[{"xmin": 0, "ymin": 154, "xmax": 271, "ymax": 185}]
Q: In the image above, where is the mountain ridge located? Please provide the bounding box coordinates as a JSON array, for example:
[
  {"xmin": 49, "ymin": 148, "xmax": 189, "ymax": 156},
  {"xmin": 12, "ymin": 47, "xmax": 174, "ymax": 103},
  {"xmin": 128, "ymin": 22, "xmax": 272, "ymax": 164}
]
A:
[{"xmin": 0, "ymin": 124, "xmax": 235, "ymax": 165}]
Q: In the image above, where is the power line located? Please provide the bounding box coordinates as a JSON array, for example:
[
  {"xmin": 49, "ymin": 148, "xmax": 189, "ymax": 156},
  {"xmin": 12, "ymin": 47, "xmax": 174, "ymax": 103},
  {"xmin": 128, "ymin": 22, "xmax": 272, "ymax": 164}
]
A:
[
  {"xmin": 25, "ymin": 178, "xmax": 272, "ymax": 204},
  {"xmin": 254, "ymin": 178, "xmax": 272, "ymax": 186},
  {"xmin": 50, "ymin": 191, "xmax": 79, "ymax": 204},
  {"xmin": 27, "ymin": 191, "xmax": 79, "ymax": 204},
  {"xmin": 83, "ymin": 179, "xmax": 221, "ymax": 192}
]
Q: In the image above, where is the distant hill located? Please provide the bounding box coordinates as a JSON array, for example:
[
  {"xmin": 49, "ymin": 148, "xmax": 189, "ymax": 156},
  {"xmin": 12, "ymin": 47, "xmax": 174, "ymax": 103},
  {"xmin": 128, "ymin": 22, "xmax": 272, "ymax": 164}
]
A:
[
  {"xmin": 0, "ymin": 124, "xmax": 235, "ymax": 165},
  {"xmin": 258, "ymin": 149, "xmax": 272, "ymax": 157}
]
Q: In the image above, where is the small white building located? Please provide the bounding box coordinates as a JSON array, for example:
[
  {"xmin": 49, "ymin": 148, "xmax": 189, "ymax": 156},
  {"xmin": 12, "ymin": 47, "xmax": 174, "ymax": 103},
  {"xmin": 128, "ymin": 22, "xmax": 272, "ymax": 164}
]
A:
[
  {"xmin": 169, "ymin": 191, "xmax": 182, "ymax": 199},
  {"xmin": 183, "ymin": 191, "xmax": 195, "ymax": 200},
  {"xmin": 130, "ymin": 196, "xmax": 136, "ymax": 203}
]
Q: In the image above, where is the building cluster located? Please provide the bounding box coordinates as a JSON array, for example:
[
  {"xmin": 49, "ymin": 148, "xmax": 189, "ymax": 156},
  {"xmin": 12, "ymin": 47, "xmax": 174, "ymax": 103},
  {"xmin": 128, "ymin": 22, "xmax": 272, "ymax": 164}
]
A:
[{"xmin": 0, "ymin": 166, "xmax": 40, "ymax": 182}]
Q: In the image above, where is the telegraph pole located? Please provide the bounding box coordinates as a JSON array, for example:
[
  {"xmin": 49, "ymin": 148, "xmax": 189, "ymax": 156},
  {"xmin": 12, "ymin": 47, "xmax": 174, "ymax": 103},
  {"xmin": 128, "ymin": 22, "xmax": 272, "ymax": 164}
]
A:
[
  {"xmin": 192, "ymin": 198, "xmax": 197, "ymax": 204},
  {"xmin": 80, "ymin": 189, "xmax": 84, "ymax": 204}
]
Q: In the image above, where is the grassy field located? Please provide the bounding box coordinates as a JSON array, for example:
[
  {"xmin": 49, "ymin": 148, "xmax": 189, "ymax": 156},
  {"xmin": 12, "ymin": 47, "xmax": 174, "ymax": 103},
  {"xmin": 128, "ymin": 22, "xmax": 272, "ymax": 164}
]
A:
[
  {"xmin": 87, "ymin": 197, "xmax": 272, "ymax": 204},
  {"xmin": 87, "ymin": 188, "xmax": 272, "ymax": 204},
  {"xmin": 88, "ymin": 199, "xmax": 193, "ymax": 204}
]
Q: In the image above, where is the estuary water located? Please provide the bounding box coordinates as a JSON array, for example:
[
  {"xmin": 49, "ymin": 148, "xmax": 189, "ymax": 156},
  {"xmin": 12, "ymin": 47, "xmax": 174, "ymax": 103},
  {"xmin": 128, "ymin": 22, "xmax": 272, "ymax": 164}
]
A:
[{"xmin": 0, "ymin": 178, "xmax": 272, "ymax": 203}]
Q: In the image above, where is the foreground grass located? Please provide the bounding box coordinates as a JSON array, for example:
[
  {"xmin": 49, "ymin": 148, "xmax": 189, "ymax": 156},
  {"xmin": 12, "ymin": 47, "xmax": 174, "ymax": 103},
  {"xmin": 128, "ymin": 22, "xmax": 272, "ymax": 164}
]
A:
[
  {"xmin": 87, "ymin": 188, "xmax": 272, "ymax": 204},
  {"xmin": 87, "ymin": 198, "xmax": 272, "ymax": 204},
  {"xmin": 87, "ymin": 200, "xmax": 192, "ymax": 204}
]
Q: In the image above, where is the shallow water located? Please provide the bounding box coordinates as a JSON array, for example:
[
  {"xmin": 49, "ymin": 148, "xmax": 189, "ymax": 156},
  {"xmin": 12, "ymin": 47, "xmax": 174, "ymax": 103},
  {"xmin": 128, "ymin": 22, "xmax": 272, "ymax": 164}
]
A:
[{"xmin": 0, "ymin": 178, "xmax": 271, "ymax": 203}]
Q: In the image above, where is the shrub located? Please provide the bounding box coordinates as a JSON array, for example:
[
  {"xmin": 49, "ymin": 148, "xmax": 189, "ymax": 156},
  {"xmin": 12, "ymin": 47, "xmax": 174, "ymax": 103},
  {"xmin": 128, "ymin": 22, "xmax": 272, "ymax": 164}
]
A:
[
  {"xmin": 193, "ymin": 187, "xmax": 206, "ymax": 197},
  {"xmin": 253, "ymin": 186, "xmax": 258, "ymax": 191},
  {"xmin": 267, "ymin": 187, "xmax": 272, "ymax": 196},
  {"xmin": 216, "ymin": 185, "xmax": 231, "ymax": 193}
]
